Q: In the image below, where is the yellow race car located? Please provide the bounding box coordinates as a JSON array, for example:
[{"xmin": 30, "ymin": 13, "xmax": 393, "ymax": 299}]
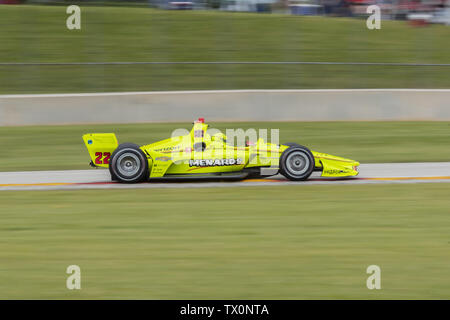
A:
[{"xmin": 83, "ymin": 118, "xmax": 359, "ymax": 183}]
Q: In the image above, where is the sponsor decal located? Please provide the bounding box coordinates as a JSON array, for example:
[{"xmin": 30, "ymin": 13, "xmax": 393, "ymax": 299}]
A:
[
  {"xmin": 189, "ymin": 158, "xmax": 243, "ymax": 167},
  {"xmin": 155, "ymin": 156, "xmax": 171, "ymax": 162},
  {"xmin": 194, "ymin": 130, "xmax": 204, "ymax": 138},
  {"xmin": 324, "ymin": 169, "xmax": 346, "ymax": 174},
  {"xmin": 154, "ymin": 146, "xmax": 181, "ymax": 152}
]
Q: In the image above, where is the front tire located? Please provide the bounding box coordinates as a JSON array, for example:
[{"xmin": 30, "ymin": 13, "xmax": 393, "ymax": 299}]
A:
[
  {"xmin": 109, "ymin": 143, "xmax": 148, "ymax": 183},
  {"xmin": 279, "ymin": 145, "xmax": 314, "ymax": 181}
]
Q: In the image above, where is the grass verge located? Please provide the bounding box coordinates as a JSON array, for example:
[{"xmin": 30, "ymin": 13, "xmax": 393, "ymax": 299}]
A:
[
  {"xmin": 0, "ymin": 121, "xmax": 449, "ymax": 172},
  {"xmin": 0, "ymin": 6, "xmax": 449, "ymax": 93},
  {"xmin": 0, "ymin": 183, "xmax": 448, "ymax": 299}
]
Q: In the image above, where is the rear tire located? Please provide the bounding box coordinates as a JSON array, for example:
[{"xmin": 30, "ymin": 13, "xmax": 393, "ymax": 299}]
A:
[
  {"xmin": 283, "ymin": 142, "xmax": 299, "ymax": 148},
  {"xmin": 109, "ymin": 143, "xmax": 149, "ymax": 183},
  {"xmin": 279, "ymin": 145, "xmax": 314, "ymax": 181}
]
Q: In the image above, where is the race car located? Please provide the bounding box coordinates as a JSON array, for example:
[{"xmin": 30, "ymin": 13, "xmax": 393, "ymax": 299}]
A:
[{"xmin": 82, "ymin": 118, "xmax": 359, "ymax": 183}]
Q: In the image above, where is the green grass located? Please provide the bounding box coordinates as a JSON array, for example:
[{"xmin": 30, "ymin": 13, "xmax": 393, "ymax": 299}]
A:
[
  {"xmin": 0, "ymin": 183, "xmax": 448, "ymax": 299},
  {"xmin": 0, "ymin": 5, "xmax": 449, "ymax": 93},
  {"xmin": 0, "ymin": 121, "xmax": 449, "ymax": 172}
]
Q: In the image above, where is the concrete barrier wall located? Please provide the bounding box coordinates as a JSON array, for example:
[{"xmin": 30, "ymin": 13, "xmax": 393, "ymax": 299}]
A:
[{"xmin": 0, "ymin": 89, "xmax": 449, "ymax": 126}]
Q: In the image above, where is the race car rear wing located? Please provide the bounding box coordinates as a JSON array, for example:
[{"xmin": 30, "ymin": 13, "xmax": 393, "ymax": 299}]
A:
[{"xmin": 82, "ymin": 133, "xmax": 119, "ymax": 168}]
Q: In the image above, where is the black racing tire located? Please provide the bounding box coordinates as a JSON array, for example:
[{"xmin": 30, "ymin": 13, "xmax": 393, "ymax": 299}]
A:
[
  {"xmin": 109, "ymin": 143, "xmax": 149, "ymax": 183},
  {"xmin": 279, "ymin": 145, "xmax": 315, "ymax": 181},
  {"xmin": 283, "ymin": 142, "xmax": 301, "ymax": 148}
]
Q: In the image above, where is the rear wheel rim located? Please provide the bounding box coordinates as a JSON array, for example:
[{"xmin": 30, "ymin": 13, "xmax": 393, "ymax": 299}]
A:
[
  {"xmin": 117, "ymin": 153, "xmax": 140, "ymax": 177},
  {"xmin": 285, "ymin": 151, "xmax": 309, "ymax": 176}
]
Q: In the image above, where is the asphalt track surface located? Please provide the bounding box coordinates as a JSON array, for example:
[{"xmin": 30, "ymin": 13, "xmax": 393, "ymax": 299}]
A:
[{"xmin": 1, "ymin": 162, "xmax": 450, "ymax": 191}]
